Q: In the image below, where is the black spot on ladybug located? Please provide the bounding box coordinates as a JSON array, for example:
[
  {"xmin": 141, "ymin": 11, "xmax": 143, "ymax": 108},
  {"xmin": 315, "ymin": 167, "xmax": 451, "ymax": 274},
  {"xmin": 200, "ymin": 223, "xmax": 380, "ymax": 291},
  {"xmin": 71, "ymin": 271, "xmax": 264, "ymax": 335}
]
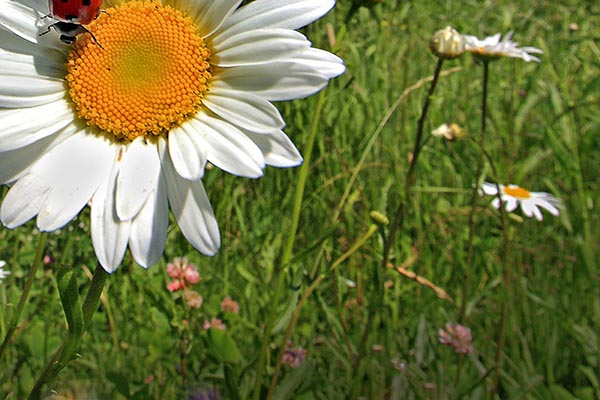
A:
[
  {"xmin": 82, "ymin": 0, "xmax": 91, "ymax": 6},
  {"xmin": 60, "ymin": 0, "xmax": 68, "ymax": 3}
]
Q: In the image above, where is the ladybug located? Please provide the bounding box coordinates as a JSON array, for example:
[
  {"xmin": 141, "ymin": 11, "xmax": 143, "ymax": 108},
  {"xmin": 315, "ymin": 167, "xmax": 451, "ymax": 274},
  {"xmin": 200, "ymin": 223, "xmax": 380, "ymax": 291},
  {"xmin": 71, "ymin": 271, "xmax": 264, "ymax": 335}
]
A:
[{"xmin": 40, "ymin": 0, "xmax": 102, "ymax": 45}]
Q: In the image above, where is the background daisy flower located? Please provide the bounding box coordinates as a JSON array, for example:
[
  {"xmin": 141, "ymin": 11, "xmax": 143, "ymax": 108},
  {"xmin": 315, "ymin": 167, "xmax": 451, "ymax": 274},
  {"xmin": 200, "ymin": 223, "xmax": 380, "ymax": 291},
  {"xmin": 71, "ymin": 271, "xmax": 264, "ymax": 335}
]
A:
[
  {"xmin": 463, "ymin": 31, "xmax": 543, "ymax": 62},
  {"xmin": 0, "ymin": 0, "xmax": 345, "ymax": 273},
  {"xmin": 0, "ymin": 260, "xmax": 9, "ymax": 283},
  {"xmin": 481, "ymin": 182, "xmax": 562, "ymax": 221}
]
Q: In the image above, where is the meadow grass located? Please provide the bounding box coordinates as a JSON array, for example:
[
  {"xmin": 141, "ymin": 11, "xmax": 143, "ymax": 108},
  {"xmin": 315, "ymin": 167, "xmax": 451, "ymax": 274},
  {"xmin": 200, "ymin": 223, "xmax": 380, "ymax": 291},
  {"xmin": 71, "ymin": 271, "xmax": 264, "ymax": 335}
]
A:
[{"xmin": 1, "ymin": 0, "xmax": 599, "ymax": 398}]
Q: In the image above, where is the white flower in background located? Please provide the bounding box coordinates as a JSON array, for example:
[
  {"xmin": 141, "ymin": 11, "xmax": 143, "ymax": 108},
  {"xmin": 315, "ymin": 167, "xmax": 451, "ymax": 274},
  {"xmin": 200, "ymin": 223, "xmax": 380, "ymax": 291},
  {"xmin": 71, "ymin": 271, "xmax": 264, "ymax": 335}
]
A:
[
  {"xmin": 431, "ymin": 122, "xmax": 466, "ymax": 141},
  {"xmin": 0, "ymin": 260, "xmax": 9, "ymax": 283},
  {"xmin": 0, "ymin": 0, "xmax": 345, "ymax": 273},
  {"xmin": 463, "ymin": 31, "xmax": 543, "ymax": 62},
  {"xmin": 481, "ymin": 182, "xmax": 562, "ymax": 221}
]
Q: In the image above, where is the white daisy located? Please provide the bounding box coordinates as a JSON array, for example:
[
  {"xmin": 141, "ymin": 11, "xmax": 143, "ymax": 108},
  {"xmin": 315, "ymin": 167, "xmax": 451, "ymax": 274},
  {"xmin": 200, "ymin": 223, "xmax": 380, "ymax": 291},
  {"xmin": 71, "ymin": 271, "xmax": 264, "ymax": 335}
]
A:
[
  {"xmin": 0, "ymin": 0, "xmax": 345, "ymax": 272},
  {"xmin": 463, "ymin": 31, "xmax": 543, "ymax": 62},
  {"xmin": 0, "ymin": 260, "xmax": 9, "ymax": 282},
  {"xmin": 481, "ymin": 182, "xmax": 562, "ymax": 221}
]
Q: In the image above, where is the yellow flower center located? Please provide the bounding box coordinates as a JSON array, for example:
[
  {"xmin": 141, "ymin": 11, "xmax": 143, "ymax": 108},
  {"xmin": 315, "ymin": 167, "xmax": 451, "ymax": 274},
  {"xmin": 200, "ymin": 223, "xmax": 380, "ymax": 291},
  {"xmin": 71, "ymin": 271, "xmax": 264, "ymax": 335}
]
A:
[
  {"xmin": 65, "ymin": 1, "xmax": 211, "ymax": 141},
  {"xmin": 503, "ymin": 185, "xmax": 531, "ymax": 199}
]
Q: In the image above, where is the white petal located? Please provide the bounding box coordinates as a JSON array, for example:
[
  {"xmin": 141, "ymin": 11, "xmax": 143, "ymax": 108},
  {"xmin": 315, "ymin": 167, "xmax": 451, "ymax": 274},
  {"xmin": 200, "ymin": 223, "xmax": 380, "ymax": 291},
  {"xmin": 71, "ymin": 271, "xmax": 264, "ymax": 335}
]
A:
[
  {"xmin": 91, "ymin": 149, "xmax": 132, "ymax": 273},
  {"xmin": 195, "ymin": 113, "xmax": 265, "ymax": 177},
  {"xmin": 244, "ymin": 129, "xmax": 302, "ymax": 168},
  {"xmin": 0, "ymin": 40, "xmax": 65, "ymax": 76},
  {"xmin": 532, "ymin": 197, "xmax": 560, "ymax": 216},
  {"xmin": 213, "ymin": 63, "xmax": 328, "ymax": 101},
  {"xmin": 37, "ymin": 133, "xmax": 114, "ymax": 231},
  {"xmin": 0, "ymin": 0, "xmax": 44, "ymax": 44},
  {"xmin": 1, "ymin": 175, "xmax": 48, "ymax": 228},
  {"xmin": 0, "ymin": 74, "xmax": 65, "ymax": 108},
  {"xmin": 211, "ymin": 28, "xmax": 310, "ymax": 67},
  {"xmin": 0, "ymin": 123, "xmax": 76, "ymax": 184},
  {"xmin": 1, "ymin": 131, "xmax": 113, "ymax": 231},
  {"xmin": 504, "ymin": 197, "xmax": 518, "ymax": 212},
  {"xmin": 161, "ymin": 141, "xmax": 220, "ymax": 255},
  {"xmin": 490, "ymin": 198, "xmax": 501, "ymax": 210},
  {"xmin": 186, "ymin": 0, "xmax": 241, "ymax": 38},
  {"xmin": 168, "ymin": 125, "xmax": 205, "ymax": 180},
  {"xmin": 292, "ymin": 47, "xmax": 346, "ymax": 79},
  {"xmin": 116, "ymin": 138, "xmax": 161, "ymax": 221},
  {"xmin": 0, "ymin": 100, "xmax": 75, "ymax": 151},
  {"xmin": 521, "ymin": 200, "xmax": 542, "ymax": 220},
  {"xmin": 214, "ymin": 0, "xmax": 334, "ymax": 42},
  {"xmin": 203, "ymin": 87, "xmax": 285, "ymax": 133},
  {"xmin": 128, "ymin": 171, "xmax": 168, "ymax": 268},
  {"xmin": 481, "ymin": 182, "xmax": 498, "ymax": 196}
]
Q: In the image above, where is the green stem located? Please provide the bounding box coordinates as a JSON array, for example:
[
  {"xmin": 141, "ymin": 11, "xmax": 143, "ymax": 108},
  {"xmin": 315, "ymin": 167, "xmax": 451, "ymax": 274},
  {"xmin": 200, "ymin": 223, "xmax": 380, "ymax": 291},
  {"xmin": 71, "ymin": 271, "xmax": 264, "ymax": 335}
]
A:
[
  {"xmin": 28, "ymin": 264, "xmax": 108, "ymax": 400},
  {"xmin": 460, "ymin": 60, "xmax": 490, "ymax": 323},
  {"xmin": 0, "ymin": 232, "xmax": 47, "ymax": 361},
  {"xmin": 252, "ymin": 91, "xmax": 327, "ymax": 400},
  {"xmin": 382, "ymin": 57, "xmax": 445, "ymax": 270}
]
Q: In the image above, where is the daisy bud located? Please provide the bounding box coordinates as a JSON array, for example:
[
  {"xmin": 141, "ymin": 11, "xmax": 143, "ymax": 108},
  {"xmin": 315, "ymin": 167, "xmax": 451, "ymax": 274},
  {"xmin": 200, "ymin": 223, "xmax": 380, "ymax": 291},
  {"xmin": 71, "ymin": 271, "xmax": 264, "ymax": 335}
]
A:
[{"xmin": 430, "ymin": 26, "xmax": 465, "ymax": 59}]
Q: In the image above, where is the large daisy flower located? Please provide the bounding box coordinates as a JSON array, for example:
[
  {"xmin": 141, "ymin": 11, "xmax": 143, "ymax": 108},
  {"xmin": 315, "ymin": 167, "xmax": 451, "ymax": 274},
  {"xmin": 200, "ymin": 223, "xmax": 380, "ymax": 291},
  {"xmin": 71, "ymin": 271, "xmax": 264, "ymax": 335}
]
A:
[
  {"xmin": 481, "ymin": 182, "xmax": 562, "ymax": 221},
  {"xmin": 0, "ymin": 0, "xmax": 345, "ymax": 272},
  {"xmin": 463, "ymin": 31, "xmax": 543, "ymax": 62}
]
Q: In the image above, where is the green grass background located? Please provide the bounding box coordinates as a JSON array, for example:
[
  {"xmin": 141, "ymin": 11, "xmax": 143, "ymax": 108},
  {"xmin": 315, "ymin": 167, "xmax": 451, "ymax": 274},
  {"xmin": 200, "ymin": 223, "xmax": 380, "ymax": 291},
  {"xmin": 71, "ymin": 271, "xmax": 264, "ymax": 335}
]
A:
[{"xmin": 1, "ymin": 0, "xmax": 599, "ymax": 398}]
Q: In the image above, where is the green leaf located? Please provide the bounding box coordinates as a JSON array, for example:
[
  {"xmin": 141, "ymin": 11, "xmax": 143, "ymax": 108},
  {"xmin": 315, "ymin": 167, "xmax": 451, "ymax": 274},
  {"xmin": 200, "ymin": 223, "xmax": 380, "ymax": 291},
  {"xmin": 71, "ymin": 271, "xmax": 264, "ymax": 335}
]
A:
[
  {"xmin": 56, "ymin": 265, "xmax": 84, "ymax": 360},
  {"xmin": 209, "ymin": 328, "xmax": 242, "ymax": 364},
  {"xmin": 271, "ymin": 361, "xmax": 314, "ymax": 400}
]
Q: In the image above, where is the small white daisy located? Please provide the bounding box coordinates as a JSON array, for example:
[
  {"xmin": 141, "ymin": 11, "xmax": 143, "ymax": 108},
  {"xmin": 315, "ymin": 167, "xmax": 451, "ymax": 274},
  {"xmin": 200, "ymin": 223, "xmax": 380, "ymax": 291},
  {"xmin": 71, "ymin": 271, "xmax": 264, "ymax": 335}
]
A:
[
  {"xmin": 0, "ymin": 0, "xmax": 345, "ymax": 273},
  {"xmin": 481, "ymin": 182, "xmax": 562, "ymax": 221},
  {"xmin": 0, "ymin": 260, "xmax": 9, "ymax": 283},
  {"xmin": 463, "ymin": 31, "xmax": 543, "ymax": 62}
]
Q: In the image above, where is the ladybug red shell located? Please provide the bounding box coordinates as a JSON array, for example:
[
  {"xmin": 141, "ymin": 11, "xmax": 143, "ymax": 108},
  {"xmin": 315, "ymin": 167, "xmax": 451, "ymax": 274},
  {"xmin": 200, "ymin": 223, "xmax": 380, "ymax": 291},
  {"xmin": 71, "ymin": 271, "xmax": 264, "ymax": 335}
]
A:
[
  {"xmin": 48, "ymin": 0, "xmax": 102, "ymax": 25},
  {"xmin": 41, "ymin": 0, "xmax": 102, "ymax": 45}
]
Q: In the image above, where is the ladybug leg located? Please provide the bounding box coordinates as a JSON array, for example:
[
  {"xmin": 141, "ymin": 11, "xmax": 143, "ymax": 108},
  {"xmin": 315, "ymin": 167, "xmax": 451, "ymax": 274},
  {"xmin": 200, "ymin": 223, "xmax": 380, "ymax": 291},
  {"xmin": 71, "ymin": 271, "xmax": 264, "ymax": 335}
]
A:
[
  {"xmin": 39, "ymin": 25, "xmax": 52, "ymax": 37},
  {"xmin": 80, "ymin": 26, "xmax": 104, "ymax": 49}
]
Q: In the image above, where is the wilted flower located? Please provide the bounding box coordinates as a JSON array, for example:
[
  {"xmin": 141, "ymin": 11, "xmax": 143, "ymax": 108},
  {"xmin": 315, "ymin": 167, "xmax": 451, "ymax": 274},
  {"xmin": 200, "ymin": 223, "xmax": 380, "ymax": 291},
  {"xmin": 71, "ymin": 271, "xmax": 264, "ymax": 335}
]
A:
[
  {"xmin": 481, "ymin": 182, "xmax": 562, "ymax": 221},
  {"xmin": 0, "ymin": 260, "xmax": 9, "ymax": 283},
  {"xmin": 439, "ymin": 323, "xmax": 473, "ymax": 354},
  {"xmin": 282, "ymin": 340, "xmax": 307, "ymax": 368},
  {"xmin": 203, "ymin": 318, "xmax": 226, "ymax": 331},
  {"xmin": 430, "ymin": 26, "xmax": 465, "ymax": 59},
  {"xmin": 220, "ymin": 296, "xmax": 240, "ymax": 314},
  {"xmin": 184, "ymin": 290, "xmax": 204, "ymax": 308},
  {"xmin": 463, "ymin": 31, "xmax": 543, "ymax": 62}
]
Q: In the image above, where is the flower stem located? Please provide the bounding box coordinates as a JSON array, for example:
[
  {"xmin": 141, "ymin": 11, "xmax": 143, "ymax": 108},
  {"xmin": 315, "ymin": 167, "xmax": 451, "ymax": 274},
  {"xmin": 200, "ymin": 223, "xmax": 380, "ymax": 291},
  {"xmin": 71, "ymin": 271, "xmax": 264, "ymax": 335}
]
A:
[
  {"xmin": 0, "ymin": 232, "xmax": 47, "ymax": 361},
  {"xmin": 252, "ymin": 91, "xmax": 326, "ymax": 400}
]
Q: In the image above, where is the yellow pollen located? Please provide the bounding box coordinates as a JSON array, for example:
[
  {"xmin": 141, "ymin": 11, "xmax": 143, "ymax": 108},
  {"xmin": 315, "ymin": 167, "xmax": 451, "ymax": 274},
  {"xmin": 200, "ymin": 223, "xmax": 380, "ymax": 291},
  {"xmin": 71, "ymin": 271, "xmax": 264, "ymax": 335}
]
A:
[
  {"xmin": 66, "ymin": 1, "xmax": 211, "ymax": 141},
  {"xmin": 503, "ymin": 185, "xmax": 531, "ymax": 199}
]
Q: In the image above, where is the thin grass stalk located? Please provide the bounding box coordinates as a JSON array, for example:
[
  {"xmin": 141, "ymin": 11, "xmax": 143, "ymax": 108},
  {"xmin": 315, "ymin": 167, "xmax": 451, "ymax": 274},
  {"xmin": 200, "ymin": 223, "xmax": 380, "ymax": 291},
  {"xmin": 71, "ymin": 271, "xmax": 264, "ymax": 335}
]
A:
[
  {"xmin": 252, "ymin": 90, "xmax": 327, "ymax": 400},
  {"xmin": 382, "ymin": 57, "xmax": 445, "ymax": 270},
  {"xmin": 266, "ymin": 274, "xmax": 325, "ymax": 400},
  {"xmin": 0, "ymin": 232, "xmax": 47, "ymax": 361}
]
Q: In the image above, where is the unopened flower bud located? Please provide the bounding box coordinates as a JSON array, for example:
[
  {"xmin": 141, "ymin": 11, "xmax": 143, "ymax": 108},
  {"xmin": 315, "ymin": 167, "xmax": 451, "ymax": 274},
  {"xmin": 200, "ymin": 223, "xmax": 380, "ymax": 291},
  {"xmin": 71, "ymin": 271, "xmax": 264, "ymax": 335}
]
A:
[
  {"xmin": 370, "ymin": 211, "xmax": 389, "ymax": 226},
  {"xmin": 430, "ymin": 26, "xmax": 465, "ymax": 59}
]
